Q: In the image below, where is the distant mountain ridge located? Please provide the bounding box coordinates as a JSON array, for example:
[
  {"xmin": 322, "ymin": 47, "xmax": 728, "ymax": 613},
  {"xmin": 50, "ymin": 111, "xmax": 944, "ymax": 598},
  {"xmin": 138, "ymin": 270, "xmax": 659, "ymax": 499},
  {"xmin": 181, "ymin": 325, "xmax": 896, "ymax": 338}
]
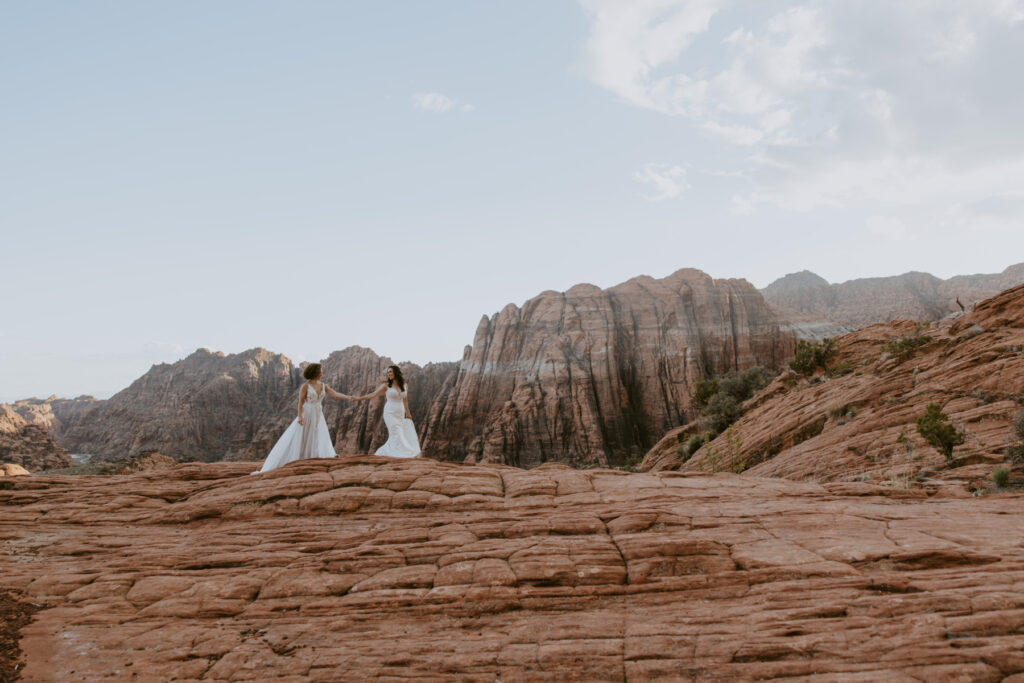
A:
[
  {"xmin": 762, "ymin": 263, "xmax": 1024, "ymax": 330},
  {"xmin": 11, "ymin": 262, "xmax": 1024, "ymax": 469},
  {"xmin": 19, "ymin": 268, "xmax": 797, "ymax": 467}
]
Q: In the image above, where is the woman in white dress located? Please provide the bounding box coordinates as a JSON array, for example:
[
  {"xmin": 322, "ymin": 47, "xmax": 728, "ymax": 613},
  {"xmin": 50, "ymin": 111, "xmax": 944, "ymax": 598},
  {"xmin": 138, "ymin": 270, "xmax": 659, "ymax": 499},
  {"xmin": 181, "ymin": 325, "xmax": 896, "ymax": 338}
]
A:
[
  {"xmin": 346, "ymin": 365, "xmax": 422, "ymax": 458},
  {"xmin": 254, "ymin": 363, "xmax": 348, "ymax": 473}
]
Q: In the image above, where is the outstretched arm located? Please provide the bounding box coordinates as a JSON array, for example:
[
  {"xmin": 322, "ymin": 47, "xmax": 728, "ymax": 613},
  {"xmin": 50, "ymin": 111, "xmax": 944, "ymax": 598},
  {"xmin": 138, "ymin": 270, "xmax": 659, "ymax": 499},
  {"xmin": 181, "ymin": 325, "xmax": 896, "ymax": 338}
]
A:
[
  {"xmin": 349, "ymin": 384, "xmax": 388, "ymax": 401},
  {"xmin": 325, "ymin": 386, "xmax": 350, "ymax": 400}
]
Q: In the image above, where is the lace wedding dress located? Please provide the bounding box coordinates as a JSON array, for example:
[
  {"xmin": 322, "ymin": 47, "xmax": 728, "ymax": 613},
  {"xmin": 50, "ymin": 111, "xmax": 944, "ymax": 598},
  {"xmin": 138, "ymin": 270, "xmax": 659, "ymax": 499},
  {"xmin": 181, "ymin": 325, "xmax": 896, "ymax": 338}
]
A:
[
  {"xmin": 255, "ymin": 382, "xmax": 336, "ymax": 473},
  {"xmin": 375, "ymin": 386, "xmax": 421, "ymax": 458}
]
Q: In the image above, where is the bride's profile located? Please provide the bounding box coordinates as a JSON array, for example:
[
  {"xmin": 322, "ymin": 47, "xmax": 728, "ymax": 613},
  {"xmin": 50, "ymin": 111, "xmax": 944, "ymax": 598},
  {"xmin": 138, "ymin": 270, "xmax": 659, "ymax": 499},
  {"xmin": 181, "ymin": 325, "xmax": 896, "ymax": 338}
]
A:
[
  {"xmin": 253, "ymin": 363, "xmax": 347, "ymax": 473},
  {"xmin": 345, "ymin": 365, "xmax": 422, "ymax": 458}
]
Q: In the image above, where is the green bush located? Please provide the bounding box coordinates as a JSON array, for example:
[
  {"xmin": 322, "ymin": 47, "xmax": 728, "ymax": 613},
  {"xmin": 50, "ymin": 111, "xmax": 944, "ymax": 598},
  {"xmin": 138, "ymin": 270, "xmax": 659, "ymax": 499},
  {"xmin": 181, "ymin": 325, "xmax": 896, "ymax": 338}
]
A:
[
  {"xmin": 993, "ymin": 467, "xmax": 1010, "ymax": 489},
  {"xmin": 689, "ymin": 366, "xmax": 774, "ymax": 438},
  {"xmin": 828, "ymin": 360, "xmax": 855, "ymax": 377},
  {"xmin": 883, "ymin": 323, "xmax": 932, "ymax": 362},
  {"xmin": 789, "ymin": 338, "xmax": 837, "ymax": 375},
  {"xmin": 916, "ymin": 403, "xmax": 965, "ymax": 464},
  {"xmin": 691, "ymin": 379, "xmax": 719, "ymax": 409},
  {"xmin": 683, "ymin": 433, "xmax": 704, "ymax": 457}
]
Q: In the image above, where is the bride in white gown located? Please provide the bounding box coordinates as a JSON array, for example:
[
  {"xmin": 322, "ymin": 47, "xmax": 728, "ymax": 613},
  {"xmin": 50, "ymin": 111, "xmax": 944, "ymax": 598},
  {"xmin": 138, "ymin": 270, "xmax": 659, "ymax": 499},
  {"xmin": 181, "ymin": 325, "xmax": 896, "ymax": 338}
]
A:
[
  {"xmin": 346, "ymin": 365, "xmax": 421, "ymax": 458},
  {"xmin": 254, "ymin": 363, "xmax": 348, "ymax": 473}
]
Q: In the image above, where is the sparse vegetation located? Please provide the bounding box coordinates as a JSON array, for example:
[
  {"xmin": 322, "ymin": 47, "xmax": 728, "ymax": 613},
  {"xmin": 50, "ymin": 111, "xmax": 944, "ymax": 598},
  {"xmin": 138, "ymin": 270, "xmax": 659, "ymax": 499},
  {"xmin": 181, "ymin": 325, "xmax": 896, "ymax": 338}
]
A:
[
  {"xmin": 883, "ymin": 323, "xmax": 932, "ymax": 362},
  {"xmin": 827, "ymin": 404, "xmax": 856, "ymax": 425},
  {"xmin": 916, "ymin": 403, "xmax": 965, "ymax": 464},
  {"xmin": 1006, "ymin": 410, "xmax": 1024, "ymax": 464},
  {"xmin": 993, "ymin": 467, "xmax": 1010, "ymax": 489},
  {"xmin": 789, "ymin": 338, "xmax": 837, "ymax": 376},
  {"xmin": 827, "ymin": 360, "xmax": 855, "ymax": 377},
  {"xmin": 690, "ymin": 366, "xmax": 773, "ymax": 438},
  {"xmin": 674, "ymin": 433, "xmax": 705, "ymax": 463}
]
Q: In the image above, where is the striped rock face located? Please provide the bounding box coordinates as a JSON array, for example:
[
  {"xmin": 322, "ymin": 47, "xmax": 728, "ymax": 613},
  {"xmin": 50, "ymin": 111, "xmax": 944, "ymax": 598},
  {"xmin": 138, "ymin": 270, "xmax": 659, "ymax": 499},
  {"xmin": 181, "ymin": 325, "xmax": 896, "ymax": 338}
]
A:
[{"xmin": 2, "ymin": 456, "xmax": 1023, "ymax": 680}]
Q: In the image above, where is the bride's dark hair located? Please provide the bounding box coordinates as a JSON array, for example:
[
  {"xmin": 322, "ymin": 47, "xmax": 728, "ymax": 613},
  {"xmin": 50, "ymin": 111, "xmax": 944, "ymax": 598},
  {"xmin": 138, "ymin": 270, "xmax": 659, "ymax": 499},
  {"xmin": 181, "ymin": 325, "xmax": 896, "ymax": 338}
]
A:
[
  {"xmin": 387, "ymin": 364, "xmax": 405, "ymax": 391},
  {"xmin": 303, "ymin": 363, "xmax": 322, "ymax": 381}
]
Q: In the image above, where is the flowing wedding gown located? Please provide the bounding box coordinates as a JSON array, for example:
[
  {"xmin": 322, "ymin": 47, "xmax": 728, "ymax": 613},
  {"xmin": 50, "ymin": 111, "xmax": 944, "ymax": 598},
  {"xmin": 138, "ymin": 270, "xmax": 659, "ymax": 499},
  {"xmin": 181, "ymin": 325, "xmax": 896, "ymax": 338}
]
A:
[
  {"xmin": 375, "ymin": 385, "xmax": 421, "ymax": 458},
  {"xmin": 255, "ymin": 382, "xmax": 336, "ymax": 473}
]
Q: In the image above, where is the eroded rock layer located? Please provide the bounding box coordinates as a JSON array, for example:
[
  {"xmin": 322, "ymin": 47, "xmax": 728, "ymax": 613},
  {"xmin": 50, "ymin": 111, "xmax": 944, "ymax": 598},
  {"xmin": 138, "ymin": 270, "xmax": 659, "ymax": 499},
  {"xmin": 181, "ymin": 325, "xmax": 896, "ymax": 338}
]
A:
[
  {"xmin": 422, "ymin": 269, "xmax": 796, "ymax": 468},
  {"xmin": 762, "ymin": 262, "xmax": 1024, "ymax": 330},
  {"xmin": 0, "ymin": 405, "xmax": 71, "ymax": 471},
  {"xmin": 59, "ymin": 348, "xmax": 303, "ymax": 462},
  {"xmin": 2, "ymin": 458, "xmax": 1023, "ymax": 680},
  {"xmin": 645, "ymin": 283, "xmax": 1024, "ymax": 489}
]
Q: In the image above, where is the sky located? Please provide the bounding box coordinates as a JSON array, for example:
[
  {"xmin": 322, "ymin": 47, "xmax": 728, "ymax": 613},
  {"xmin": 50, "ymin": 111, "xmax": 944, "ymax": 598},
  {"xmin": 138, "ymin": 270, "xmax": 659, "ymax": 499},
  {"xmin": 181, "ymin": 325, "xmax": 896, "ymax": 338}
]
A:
[{"xmin": 2, "ymin": 0, "xmax": 1023, "ymax": 402}]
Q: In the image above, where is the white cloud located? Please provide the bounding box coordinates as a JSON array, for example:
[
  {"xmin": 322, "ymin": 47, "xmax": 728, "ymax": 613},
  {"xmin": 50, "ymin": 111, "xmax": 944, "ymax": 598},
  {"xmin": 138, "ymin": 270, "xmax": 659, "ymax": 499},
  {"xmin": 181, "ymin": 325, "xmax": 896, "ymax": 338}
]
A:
[
  {"xmin": 577, "ymin": 1, "xmax": 1024, "ymax": 228},
  {"xmin": 413, "ymin": 92, "xmax": 473, "ymax": 113},
  {"xmin": 635, "ymin": 163, "xmax": 689, "ymax": 201}
]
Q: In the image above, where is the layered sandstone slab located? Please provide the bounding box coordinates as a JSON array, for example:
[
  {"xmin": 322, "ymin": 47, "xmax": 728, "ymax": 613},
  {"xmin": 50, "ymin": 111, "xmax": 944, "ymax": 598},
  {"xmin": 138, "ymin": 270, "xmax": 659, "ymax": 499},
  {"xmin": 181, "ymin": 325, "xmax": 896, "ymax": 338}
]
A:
[
  {"xmin": 645, "ymin": 284, "xmax": 1024, "ymax": 489},
  {"xmin": 422, "ymin": 269, "xmax": 796, "ymax": 468},
  {"xmin": 762, "ymin": 262, "xmax": 1024, "ymax": 330},
  {"xmin": 2, "ymin": 457, "xmax": 1023, "ymax": 680},
  {"xmin": 0, "ymin": 405, "xmax": 72, "ymax": 471}
]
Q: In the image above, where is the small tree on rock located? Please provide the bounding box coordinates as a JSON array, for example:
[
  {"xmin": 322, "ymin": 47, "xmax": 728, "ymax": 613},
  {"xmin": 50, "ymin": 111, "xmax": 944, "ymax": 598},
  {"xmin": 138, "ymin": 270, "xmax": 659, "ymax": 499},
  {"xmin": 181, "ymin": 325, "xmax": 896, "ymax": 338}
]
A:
[{"xmin": 916, "ymin": 403, "xmax": 965, "ymax": 464}]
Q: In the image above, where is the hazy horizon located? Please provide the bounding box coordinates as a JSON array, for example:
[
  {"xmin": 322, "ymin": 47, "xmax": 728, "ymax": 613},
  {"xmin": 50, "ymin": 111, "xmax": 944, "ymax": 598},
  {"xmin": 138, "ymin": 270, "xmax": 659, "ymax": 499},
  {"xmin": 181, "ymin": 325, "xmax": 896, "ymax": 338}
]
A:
[
  {"xmin": 5, "ymin": 260, "xmax": 1020, "ymax": 403},
  {"xmin": 4, "ymin": 2, "xmax": 1023, "ymax": 402}
]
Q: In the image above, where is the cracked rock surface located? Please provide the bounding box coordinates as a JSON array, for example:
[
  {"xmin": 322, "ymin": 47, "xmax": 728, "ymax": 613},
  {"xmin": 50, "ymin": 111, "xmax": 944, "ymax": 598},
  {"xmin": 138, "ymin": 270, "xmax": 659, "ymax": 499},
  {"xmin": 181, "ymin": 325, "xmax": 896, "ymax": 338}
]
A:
[{"xmin": 2, "ymin": 456, "xmax": 1024, "ymax": 681}]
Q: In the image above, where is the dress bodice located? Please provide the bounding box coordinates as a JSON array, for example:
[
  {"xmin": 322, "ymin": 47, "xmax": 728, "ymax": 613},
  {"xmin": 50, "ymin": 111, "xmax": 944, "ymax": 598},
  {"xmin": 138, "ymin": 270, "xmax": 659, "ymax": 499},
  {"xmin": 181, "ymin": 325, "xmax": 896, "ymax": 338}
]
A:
[
  {"xmin": 385, "ymin": 386, "xmax": 407, "ymax": 404},
  {"xmin": 306, "ymin": 383, "xmax": 325, "ymax": 407}
]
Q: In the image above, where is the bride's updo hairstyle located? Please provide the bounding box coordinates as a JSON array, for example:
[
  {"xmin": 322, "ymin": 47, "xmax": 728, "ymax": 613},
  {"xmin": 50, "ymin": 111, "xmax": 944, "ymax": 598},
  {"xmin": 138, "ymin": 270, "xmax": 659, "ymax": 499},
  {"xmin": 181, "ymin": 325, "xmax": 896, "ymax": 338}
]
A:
[
  {"xmin": 303, "ymin": 363, "xmax": 322, "ymax": 381},
  {"xmin": 387, "ymin": 364, "xmax": 405, "ymax": 391}
]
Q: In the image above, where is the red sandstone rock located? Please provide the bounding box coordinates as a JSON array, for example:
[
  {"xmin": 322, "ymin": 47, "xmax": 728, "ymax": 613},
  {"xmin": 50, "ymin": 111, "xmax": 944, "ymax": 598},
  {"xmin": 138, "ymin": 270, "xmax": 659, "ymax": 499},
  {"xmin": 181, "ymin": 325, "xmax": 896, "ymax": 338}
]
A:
[
  {"xmin": 0, "ymin": 463, "xmax": 31, "ymax": 476},
  {"xmin": 422, "ymin": 269, "xmax": 796, "ymax": 467},
  {"xmin": 1, "ymin": 457, "xmax": 1023, "ymax": 680},
  {"xmin": 644, "ymin": 283, "xmax": 1024, "ymax": 491},
  {"xmin": 116, "ymin": 451, "xmax": 178, "ymax": 475},
  {"xmin": 0, "ymin": 405, "xmax": 72, "ymax": 471}
]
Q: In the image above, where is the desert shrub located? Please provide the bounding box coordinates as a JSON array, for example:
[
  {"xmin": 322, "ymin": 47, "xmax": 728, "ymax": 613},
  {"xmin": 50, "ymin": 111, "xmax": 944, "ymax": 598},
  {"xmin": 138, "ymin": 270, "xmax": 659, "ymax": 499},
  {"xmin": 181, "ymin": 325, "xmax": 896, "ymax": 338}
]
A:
[
  {"xmin": 828, "ymin": 360, "xmax": 855, "ymax": 377},
  {"xmin": 827, "ymin": 404, "xmax": 856, "ymax": 424},
  {"xmin": 993, "ymin": 467, "xmax": 1010, "ymax": 489},
  {"xmin": 883, "ymin": 323, "xmax": 932, "ymax": 362},
  {"xmin": 706, "ymin": 392, "xmax": 742, "ymax": 434},
  {"xmin": 916, "ymin": 403, "xmax": 965, "ymax": 464},
  {"xmin": 1006, "ymin": 410, "xmax": 1024, "ymax": 464},
  {"xmin": 718, "ymin": 366, "xmax": 774, "ymax": 401},
  {"xmin": 789, "ymin": 338, "xmax": 837, "ymax": 375},
  {"xmin": 690, "ymin": 366, "xmax": 774, "ymax": 438},
  {"xmin": 684, "ymin": 433, "xmax": 704, "ymax": 457},
  {"xmin": 691, "ymin": 379, "xmax": 719, "ymax": 409}
]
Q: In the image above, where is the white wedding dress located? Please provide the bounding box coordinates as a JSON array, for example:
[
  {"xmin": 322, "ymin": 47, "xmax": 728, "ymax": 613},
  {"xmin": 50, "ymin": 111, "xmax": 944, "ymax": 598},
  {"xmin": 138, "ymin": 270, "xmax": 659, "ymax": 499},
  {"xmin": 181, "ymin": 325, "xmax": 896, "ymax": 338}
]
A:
[
  {"xmin": 255, "ymin": 382, "xmax": 336, "ymax": 473},
  {"xmin": 375, "ymin": 385, "xmax": 421, "ymax": 458}
]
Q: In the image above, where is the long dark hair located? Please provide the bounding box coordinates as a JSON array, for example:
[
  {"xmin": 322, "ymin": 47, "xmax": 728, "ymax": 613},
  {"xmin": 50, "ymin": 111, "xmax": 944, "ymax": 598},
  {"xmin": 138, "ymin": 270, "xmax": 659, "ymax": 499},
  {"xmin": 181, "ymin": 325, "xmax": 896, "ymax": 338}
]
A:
[{"xmin": 387, "ymin": 364, "xmax": 405, "ymax": 391}]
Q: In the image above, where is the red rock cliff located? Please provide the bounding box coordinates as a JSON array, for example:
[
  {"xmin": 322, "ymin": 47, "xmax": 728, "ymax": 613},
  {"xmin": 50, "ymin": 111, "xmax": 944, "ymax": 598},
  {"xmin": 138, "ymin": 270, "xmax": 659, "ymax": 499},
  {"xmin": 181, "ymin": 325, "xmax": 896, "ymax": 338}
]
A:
[{"xmin": 421, "ymin": 269, "xmax": 796, "ymax": 468}]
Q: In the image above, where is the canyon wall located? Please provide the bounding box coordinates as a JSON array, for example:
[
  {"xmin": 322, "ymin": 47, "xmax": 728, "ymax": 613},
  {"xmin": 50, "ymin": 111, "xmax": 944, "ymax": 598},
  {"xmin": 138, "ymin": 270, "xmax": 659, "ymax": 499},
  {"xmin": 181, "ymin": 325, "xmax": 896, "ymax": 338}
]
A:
[
  {"xmin": 420, "ymin": 269, "xmax": 796, "ymax": 468},
  {"xmin": 643, "ymin": 283, "xmax": 1024, "ymax": 488}
]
